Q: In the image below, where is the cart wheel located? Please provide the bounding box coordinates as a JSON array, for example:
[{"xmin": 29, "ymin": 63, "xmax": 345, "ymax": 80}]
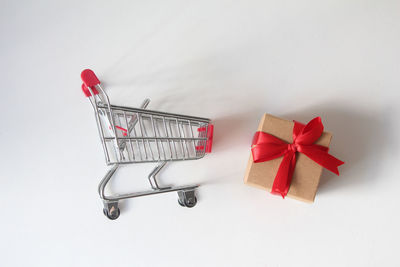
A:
[
  {"xmin": 184, "ymin": 196, "xmax": 197, "ymax": 208},
  {"xmin": 103, "ymin": 207, "xmax": 120, "ymax": 220},
  {"xmin": 178, "ymin": 198, "xmax": 185, "ymax": 207},
  {"xmin": 177, "ymin": 190, "xmax": 197, "ymax": 208}
]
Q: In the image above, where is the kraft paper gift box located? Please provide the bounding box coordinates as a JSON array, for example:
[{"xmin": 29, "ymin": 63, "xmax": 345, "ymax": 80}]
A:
[{"xmin": 244, "ymin": 114, "xmax": 340, "ymax": 203}]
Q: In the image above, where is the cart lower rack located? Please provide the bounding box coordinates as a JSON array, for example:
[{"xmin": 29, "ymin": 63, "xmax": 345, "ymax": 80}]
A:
[{"xmin": 81, "ymin": 69, "xmax": 214, "ymax": 220}]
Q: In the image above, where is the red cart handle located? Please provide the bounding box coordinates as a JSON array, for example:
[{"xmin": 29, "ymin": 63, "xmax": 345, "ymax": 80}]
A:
[
  {"xmin": 81, "ymin": 69, "xmax": 100, "ymax": 97},
  {"xmin": 82, "ymin": 83, "xmax": 99, "ymax": 97}
]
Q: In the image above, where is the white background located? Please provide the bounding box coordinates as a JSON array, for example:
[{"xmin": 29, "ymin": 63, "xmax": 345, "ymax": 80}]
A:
[{"xmin": 1, "ymin": 1, "xmax": 399, "ymax": 266}]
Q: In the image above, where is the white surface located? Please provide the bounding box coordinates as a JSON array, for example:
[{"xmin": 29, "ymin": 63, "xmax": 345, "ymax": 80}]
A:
[{"xmin": 1, "ymin": 1, "xmax": 400, "ymax": 266}]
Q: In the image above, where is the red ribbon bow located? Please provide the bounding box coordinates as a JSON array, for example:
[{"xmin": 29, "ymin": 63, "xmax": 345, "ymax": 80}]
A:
[{"xmin": 251, "ymin": 117, "xmax": 344, "ymax": 198}]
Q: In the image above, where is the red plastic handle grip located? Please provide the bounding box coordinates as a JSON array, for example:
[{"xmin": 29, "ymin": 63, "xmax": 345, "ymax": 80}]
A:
[
  {"xmin": 81, "ymin": 69, "xmax": 100, "ymax": 97},
  {"xmin": 81, "ymin": 69, "xmax": 100, "ymax": 87},
  {"xmin": 82, "ymin": 83, "xmax": 99, "ymax": 97}
]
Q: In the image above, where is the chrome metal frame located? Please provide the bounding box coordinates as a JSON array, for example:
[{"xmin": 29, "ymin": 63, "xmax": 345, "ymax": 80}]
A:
[{"xmin": 85, "ymin": 83, "xmax": 211, "ymax": 220}]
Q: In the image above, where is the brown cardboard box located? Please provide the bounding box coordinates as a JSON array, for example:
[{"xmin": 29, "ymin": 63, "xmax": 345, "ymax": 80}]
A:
[{"xmin": 244, "ymin": 114, "xmax": 332, "ymax": 202}]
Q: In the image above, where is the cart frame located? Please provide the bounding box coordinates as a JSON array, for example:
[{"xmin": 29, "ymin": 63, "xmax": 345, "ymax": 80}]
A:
[{"xmin": 81, "ymin": 69, "xmax": 213, "ymax": 219}]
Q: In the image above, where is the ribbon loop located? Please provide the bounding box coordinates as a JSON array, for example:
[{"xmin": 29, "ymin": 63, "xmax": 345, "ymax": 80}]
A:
[{"xmin": 251, "ymin": 117, "xmax": 344, "ymax": 198}]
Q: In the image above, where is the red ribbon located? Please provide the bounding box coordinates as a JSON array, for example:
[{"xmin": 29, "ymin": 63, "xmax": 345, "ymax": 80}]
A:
[{"xmin": 251, "ymin": 117, "xmax": 344, "ymax": 198}]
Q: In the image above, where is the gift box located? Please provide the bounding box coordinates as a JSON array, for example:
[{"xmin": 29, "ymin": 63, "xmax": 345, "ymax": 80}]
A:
[{"xmin": 244, "ymin": 114, "xmax": 344, "ymax": 203}]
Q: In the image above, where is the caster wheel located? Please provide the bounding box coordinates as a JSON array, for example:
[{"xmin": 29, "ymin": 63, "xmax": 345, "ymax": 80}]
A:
[
  {"xmin": 103, "ymin": 208, "xmax": 120, "ymax": 220},
  {"xmin": 178, "ymin": 196, "xmax": 197, "ymax": 208},
  {"xmin": 184, "ymin": 196, "xmax": 197, "ymax": 208},
  {"xmin": 178, "ymin": 198, "xmax": 185, "ymax": 207}
]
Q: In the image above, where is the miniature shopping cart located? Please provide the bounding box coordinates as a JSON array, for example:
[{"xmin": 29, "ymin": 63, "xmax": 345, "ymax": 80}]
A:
[{"xmin": 81, "ymin": 69, "xmax": 213, "ymax": 220}]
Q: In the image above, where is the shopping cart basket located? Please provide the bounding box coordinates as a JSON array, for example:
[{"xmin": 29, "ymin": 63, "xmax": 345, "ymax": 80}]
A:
[{"xmin": 81, "ymin": 69, "xmax": 214, "ymax": 220}]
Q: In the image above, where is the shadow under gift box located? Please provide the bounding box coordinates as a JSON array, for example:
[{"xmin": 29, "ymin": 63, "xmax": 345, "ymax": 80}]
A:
[{"xmin": 244, "ymin": 114, "xmax": 332, "ymax": 203}]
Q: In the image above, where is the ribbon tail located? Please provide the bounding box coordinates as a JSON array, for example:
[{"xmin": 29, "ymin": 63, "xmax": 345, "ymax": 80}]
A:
[
  {"xmin": 301, "ymin": 146, "xmax": 345, "ymax": 175},
  {"xmin": 271, "ymin": 151, "xmax": 296, "ymax": 198}
]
